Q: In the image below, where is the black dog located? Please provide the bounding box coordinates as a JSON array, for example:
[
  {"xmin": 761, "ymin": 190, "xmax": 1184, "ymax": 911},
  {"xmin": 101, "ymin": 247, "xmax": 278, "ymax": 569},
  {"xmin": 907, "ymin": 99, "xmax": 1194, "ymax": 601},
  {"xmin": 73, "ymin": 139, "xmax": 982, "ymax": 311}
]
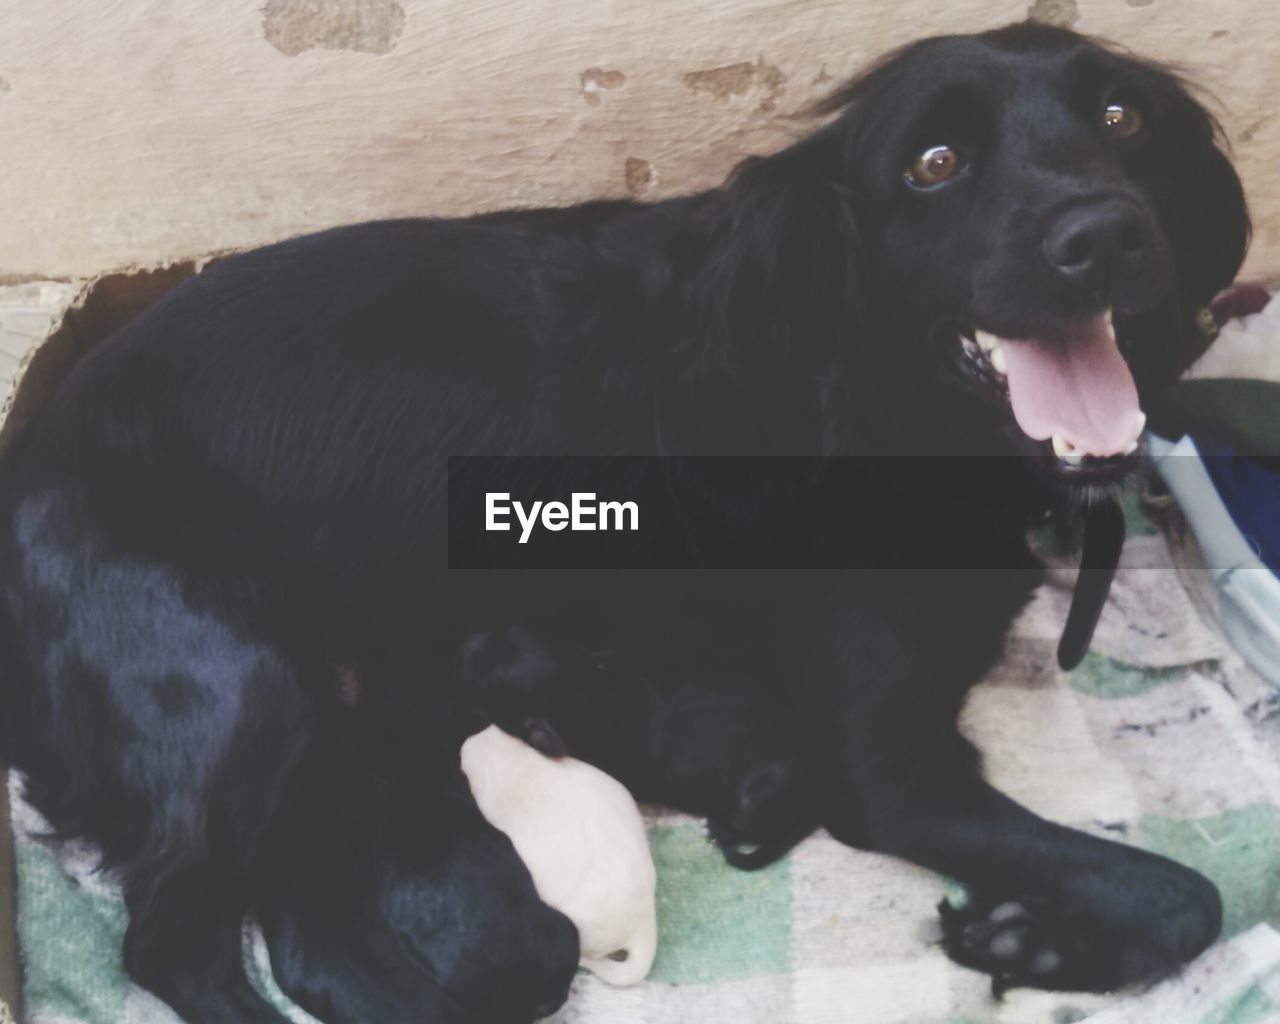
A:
[
  {"xmin": 0, "ymin": 21, "xmax": 1249, "ymax": 1023},
  {"xmin": 459, "ymin": 624, "xmax": 819, "ymax": 869}
]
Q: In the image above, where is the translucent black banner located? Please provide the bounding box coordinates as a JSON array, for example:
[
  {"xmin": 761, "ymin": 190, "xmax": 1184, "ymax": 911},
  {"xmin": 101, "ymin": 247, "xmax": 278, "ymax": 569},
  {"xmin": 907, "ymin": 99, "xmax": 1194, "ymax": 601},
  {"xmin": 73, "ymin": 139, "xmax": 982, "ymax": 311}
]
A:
[
  {"xmin": 446, "ymin": 453, "xmax": 1279, "ymax": 571},
  {"xmin": 447, "ymin": 455, "xmax": 1088, "ymax": 569}
]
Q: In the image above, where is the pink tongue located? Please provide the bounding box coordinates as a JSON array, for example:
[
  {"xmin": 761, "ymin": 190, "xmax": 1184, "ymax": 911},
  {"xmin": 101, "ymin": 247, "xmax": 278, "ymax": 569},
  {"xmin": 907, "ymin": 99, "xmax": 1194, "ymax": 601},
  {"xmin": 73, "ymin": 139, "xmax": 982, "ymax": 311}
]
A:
[{"xmin": 1000, "ymin": 313, "xmax": 1143, "ymax": 456}]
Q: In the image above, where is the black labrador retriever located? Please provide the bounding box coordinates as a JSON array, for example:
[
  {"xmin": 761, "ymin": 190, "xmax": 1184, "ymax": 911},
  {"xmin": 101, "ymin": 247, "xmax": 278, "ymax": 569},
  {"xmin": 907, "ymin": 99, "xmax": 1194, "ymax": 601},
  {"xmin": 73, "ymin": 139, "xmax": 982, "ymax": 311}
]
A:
[{"xmin": 0, "ymin": 20, "xmax": 1250, "ymax": 1023}]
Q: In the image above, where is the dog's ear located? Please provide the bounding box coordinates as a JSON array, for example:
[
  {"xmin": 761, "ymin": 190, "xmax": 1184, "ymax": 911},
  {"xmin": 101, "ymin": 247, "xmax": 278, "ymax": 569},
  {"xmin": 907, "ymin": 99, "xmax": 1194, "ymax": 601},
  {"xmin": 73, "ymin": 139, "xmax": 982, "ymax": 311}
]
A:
[
  {"xmin": 1180, "ymin": 137, "xmax": 1250, "ymax": 307},
  {"xmin": 1155, "ymin": 77, "xmax": 1251, "ymax": 306},
  {"xmin": 685, "ymin": 128, "xmax": 865, "ymax": 452},
  {"xmin": 520, "ymin": 717, "xmax": 568, "ymax": 758}
]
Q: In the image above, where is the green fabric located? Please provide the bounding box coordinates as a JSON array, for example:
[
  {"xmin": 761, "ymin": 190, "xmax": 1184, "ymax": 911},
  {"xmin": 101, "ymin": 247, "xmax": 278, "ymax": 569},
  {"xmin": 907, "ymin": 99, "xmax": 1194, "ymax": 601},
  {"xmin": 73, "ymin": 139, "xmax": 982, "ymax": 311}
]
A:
[
  {"xmin": 1069, "ymin": 652, "xmax": 1193, "ymax": 699},
  {"xmin": 1140, "ymin": 806, "xmax": 1280, "ymax": 940},
  {"xmin": 14, "ymin": 845, "xmax": 128, "ymax": 1023},
  {"xmin": 647, "ymin": 822, "xmax": 792, "ymax": 984},
  {"xmin": 1197, "ymin": 983, "xmax": 1275, "ymax": 1024},
  {"xmin": 1148, "ymin": 378, "xmax": 1280, "ymax": 456}
]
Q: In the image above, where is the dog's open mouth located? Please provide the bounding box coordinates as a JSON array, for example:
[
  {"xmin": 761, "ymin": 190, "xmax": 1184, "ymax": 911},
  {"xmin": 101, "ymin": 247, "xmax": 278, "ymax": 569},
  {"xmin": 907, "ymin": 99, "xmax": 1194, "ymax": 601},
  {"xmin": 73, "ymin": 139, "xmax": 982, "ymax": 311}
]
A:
[{"xmin": 958, "ymin": 310, "xmax": 1145, "ymax": 473}]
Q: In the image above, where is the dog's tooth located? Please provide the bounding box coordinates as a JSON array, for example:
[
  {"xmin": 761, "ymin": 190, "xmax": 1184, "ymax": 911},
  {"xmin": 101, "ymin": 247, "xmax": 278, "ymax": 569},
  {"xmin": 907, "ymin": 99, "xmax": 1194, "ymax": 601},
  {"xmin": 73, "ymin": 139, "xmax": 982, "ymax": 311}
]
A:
[
  {"xmin": 1120, "ymin": 412, "xmax": 1146, "ymax": 455},
  {"xmin": 989, "ymin": 346, "xmax": 1007, "ymax": 374},
  {"xmin": 1051, "ymin": 435, "xmax": 1080, "ymax": 459},
  {"xmin": 1104, "ymin": 309, "xmax": 1114, "ymax": 328},
  {"xmin": 974, "ymin": 329, "xmax": 999, "ymax": 352}
]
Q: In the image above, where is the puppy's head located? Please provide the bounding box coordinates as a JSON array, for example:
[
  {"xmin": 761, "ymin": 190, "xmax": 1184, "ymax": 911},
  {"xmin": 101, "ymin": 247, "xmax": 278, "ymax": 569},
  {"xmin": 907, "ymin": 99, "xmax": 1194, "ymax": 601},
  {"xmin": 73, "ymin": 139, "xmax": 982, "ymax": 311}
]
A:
[
  {"xmin": 718, "ymin": 23, "xmax": 1248, "ymax": 481},
  {"xmin": 460, "ymin": 626, "xmax": 640, "ymax": 760},
  {"xmin": 459, "ymin": 625, "xmax": 572, "ymax": 754}
]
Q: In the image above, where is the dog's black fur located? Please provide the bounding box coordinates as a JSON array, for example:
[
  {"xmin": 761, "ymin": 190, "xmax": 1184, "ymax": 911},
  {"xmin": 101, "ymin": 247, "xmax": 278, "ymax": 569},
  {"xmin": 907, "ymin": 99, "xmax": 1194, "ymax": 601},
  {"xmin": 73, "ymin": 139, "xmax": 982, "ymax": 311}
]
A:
[
  {"xmin": 0, "ymin": 21, "xmax": 1251, "ymax": 1023},
  {"xmin": 459, "ymin": 624, "xmax": 819, "ymax": 869}
]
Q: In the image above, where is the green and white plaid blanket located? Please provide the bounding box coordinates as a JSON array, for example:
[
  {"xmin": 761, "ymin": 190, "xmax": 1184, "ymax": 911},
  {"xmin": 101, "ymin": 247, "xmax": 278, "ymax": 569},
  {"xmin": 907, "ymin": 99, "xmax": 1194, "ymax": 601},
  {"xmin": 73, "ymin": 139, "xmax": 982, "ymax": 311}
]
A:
[{"xmin": 8, "ymin": 495, "xmax": 1280, "ymax": 1024}]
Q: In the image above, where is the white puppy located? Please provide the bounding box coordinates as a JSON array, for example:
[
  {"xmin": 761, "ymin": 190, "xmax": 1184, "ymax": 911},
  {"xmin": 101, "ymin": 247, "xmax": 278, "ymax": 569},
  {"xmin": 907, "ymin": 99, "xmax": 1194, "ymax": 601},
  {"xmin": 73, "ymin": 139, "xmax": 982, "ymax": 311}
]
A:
[{"xmin": 459, "ymin": 725, "xmax": 658, "ymax": 986}]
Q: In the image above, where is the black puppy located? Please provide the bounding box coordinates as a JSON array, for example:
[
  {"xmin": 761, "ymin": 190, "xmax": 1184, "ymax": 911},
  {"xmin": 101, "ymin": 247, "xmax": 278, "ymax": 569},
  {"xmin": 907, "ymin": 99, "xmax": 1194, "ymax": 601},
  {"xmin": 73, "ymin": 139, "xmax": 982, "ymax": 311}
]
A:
[
  {"xmin": 254, "ymin": 701, "xmax": 580, "ymax": 1024},
  {"xmin": 460, "ymin": 625, "xmax": 819, "ymax": 869},
  {"xmin": 0, "ymin": 22, "xmax": 1250, "ymax": 1021}
]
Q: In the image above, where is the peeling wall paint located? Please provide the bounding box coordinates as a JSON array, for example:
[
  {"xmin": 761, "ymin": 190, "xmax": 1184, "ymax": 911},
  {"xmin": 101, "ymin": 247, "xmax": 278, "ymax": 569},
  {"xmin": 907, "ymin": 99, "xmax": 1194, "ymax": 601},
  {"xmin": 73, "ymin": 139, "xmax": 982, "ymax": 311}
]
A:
[
  {"xmin": 1027, "ymin": 0, "xmax": 1081, "ymax": 28},
  {"xmin": 624, "ymin": 156, "xmax": 654, "ymax": 196},
  {"xmin": 580, "ymin": 67, "xmax": 627, "ymax": 105},
  {"xmin": 1, "ymin": 0, "xmax": 1277, "ymax": 284},
  {"xmin": 683, "ymin": 57, "xmax": 786, "ymax": 112},
  {"xmin": 0, "ymin": 280, "xmax": 85, "ymax": 446},
  {"xmin": 262, "ymin": 0, "xmax": 406, "ymax": 56}
]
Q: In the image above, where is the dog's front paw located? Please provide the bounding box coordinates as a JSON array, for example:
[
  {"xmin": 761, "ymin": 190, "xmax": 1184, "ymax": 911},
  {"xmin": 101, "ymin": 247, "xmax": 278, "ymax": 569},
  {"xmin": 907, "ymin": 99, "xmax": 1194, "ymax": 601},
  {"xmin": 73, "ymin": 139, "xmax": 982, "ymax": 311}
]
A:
[
  {"xmin": 707, "ymin": 759, "xmax": 814, "ymax": 870},
  {"xmin": 940, "ymin": 896, "xmax": 1075, "ymax": 995},
  {"xmin": 939, "ymin": 859, "xmax": 1222, "ymax": 995}
]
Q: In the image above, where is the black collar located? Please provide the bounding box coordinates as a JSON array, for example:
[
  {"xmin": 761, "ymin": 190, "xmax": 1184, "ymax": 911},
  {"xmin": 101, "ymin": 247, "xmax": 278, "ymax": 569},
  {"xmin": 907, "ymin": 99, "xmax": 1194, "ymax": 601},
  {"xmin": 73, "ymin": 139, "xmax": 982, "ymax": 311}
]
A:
[{"xmin": 1057, "ymin": 497, "xmax": 1125, "ymax": 670}]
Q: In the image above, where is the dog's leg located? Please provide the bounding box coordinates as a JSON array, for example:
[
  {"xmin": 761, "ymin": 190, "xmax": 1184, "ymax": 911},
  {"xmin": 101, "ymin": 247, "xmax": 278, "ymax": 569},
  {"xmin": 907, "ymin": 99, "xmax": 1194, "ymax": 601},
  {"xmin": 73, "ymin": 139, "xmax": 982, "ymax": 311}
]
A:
[
  {"xmin": 793, "ymin": 594, "xmax": 1221, "ymax": 993},
  {"xmin": 111, "ymin": 650, "xmax": 311, "ymax": 1024},
  {"xmin": 846, "ymin": 772, "xmax": 1219, "ymax": 992},
  {"xmin": 2, "ymin": 495, "xmax": 315, "ymax": 1022},
  {"xmin": 122, "ymin": 854, "xmax": 287, "ymax": 1024}
]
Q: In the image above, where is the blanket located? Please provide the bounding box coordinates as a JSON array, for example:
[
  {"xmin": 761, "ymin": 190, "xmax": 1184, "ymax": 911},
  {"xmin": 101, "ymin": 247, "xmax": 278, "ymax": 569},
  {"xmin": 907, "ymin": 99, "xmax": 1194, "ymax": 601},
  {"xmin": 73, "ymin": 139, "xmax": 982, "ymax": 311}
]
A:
[{"xmin": 8, "ymin": 492, "xmax": 1280, "ymax": 1024}]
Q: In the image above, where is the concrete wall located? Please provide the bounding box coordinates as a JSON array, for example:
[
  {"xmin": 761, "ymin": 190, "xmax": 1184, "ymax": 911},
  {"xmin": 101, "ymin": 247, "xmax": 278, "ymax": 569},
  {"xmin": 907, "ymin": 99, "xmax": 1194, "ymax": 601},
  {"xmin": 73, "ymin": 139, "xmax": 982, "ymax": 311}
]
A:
[{"xmin": 1, "ymin": 0, "xmax": 1277, "ymax": 284}]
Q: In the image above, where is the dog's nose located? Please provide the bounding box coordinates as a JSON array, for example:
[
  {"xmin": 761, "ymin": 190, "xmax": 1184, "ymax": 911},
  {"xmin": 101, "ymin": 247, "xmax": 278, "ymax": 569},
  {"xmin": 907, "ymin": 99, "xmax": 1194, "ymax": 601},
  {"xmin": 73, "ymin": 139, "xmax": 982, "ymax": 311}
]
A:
[{"xmin": 1043, "ymin": 200, "xmax": 1152, "ymax": 291}]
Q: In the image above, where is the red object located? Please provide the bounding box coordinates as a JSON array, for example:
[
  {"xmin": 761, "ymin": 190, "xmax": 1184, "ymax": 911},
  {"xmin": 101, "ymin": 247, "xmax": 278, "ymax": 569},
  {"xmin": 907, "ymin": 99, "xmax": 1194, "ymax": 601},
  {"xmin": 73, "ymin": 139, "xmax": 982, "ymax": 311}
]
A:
[{"xmin": 1210, "ymin": 284, "xmax": 1272, "ymax": 326}]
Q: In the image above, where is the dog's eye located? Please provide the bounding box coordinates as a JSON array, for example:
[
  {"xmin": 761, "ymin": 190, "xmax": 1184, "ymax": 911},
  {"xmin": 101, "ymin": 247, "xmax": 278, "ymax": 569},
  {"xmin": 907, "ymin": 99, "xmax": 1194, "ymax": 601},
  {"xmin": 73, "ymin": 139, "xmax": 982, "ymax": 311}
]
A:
[
  {"xmin": 1102, "ymin": 102, "xmax": 1142, "ymax": 139},
  {"xmin": 904, "ymin": 145, "xmax": 960, "ymax": 188}
]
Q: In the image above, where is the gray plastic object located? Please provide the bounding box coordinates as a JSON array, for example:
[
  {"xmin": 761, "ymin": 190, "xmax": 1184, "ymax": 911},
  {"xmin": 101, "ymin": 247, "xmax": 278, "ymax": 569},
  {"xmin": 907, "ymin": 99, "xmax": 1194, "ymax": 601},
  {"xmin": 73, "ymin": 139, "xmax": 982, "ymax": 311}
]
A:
[{"xmin": 1148, "ymin": 433, "xmax": 1280, "ymax": 685}]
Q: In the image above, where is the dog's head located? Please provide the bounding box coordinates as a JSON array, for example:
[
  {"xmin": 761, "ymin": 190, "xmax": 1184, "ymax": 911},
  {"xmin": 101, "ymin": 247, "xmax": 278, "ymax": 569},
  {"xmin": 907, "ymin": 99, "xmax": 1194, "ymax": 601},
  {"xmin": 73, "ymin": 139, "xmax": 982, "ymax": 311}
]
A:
[
  {"xmin": 707, "ymin": 23, "xmax": 1248, "ymax": 483},
  {"xmin": 264, "ymin": 693, "xmax": 580, "ymax": 1024},
  {"xmin": 268, "ymin": 769, "xmax": 580, "ymax": 1024},
  {"xmin": 375, "ymin": 803, "xmax": 581, "ymax": 1024}
]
